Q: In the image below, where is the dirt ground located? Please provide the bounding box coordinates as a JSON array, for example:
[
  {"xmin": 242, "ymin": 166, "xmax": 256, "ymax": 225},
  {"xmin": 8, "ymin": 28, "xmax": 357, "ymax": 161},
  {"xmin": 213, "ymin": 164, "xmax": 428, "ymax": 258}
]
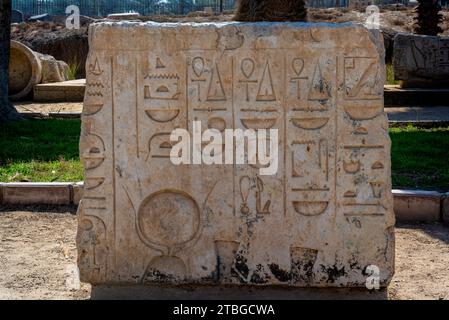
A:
[{"xmin": 0, "ymin": 208, "xmax": 448, "ymax": 300}]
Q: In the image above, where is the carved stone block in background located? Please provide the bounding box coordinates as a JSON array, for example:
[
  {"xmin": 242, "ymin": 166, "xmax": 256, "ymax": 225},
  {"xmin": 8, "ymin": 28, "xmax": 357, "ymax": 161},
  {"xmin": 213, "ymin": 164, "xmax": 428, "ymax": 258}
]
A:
[
  {"xmin": 393, "ymin": 33, "xmax": 449, "ymax": 88},
  {"xmin": 77, "ymin": 22, "xmax": 395, "ymax": 287},
  {"xmin": 9, "ymin": 40, "xmax": 70, "ymax": 100}
]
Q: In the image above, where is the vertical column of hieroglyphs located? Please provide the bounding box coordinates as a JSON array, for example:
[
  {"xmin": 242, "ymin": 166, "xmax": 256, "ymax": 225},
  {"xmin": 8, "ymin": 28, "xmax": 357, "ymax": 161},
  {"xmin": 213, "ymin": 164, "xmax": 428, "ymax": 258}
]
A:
[
  {"xmin": 284, "ymin": 28, "xmax": 338, "ymax": 286},
  {"xmin": 336, "ymin": 31, "xmax": 394, "ymax": 284},
  {"xmin": 186, "ymin": 50, "xmax": 238, "ymax": 283},
  {"xmin": 232, "ymin": 47, "xmax": 286, "ymax": 284},
  {"xmin": 339, "ymin": 55, "xmax": 385, "ymax": 216},
  {"xmin": 77, "ymin": 49, "xmax": 112, "ymax": 283},
  {"xmin": 128, "ymin": 45, "xmax": 200, "ymax": 283}
]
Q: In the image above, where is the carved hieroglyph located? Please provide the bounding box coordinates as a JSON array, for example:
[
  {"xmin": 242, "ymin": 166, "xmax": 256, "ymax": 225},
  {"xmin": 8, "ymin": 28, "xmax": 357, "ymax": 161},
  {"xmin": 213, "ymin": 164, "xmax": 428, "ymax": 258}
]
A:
[
  {"xmin": 77, "ymin": 22, "xmax": 395, "ymax": 287},
  {"xmin": 393, "ymin": 33, "xmax": 449, "ymax": 87}
]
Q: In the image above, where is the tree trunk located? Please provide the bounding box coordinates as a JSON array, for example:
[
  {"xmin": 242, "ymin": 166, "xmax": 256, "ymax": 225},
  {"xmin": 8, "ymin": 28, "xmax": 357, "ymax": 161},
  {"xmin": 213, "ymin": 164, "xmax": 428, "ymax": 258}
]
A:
[
  {"xmin": 0, "ymin": 0, "xmax": 22, "ymax": 122},
  {"xmin": 413, "ymin": 0, "xmax": 443, "ymax": 36},
  {"xmin": 234, "ymin": 0, "xmax": 308, "ymax": 22}
]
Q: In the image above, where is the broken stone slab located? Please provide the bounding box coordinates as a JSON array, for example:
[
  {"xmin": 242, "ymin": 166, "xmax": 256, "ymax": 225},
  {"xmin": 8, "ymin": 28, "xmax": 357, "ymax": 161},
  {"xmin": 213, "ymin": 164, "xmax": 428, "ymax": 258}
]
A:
[
  {"xmin": 9, "ymin": 41, "xmax": 70, "ymax": 100},
  {"xmin": 393, "ymin": 33, "xmax": 449, "ymax": 88},
  {"xmin": 37, "ymin": 52, "xmax": 70, "ymax": 83},
  {"xmin": 1, "ymin": 182, "xmax": 72, "ymax": 205},
  {"xmin": 77, "ymin": 21, "xmax": 394, "ymax": 288},
  {"xmin": 33, "ymin": 79, "xmax": 86, "ymax": 102},
  {"xmin": 393, "ymin": 190, "xmax": 442, "ymax": 222}
]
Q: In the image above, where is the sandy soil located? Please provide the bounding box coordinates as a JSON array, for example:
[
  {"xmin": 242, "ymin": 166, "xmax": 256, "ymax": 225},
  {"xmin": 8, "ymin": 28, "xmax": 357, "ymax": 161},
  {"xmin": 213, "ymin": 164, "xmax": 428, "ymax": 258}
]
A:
[
  {"xmin": 0, "ymin": 208, "xmax": 448, "ymax": 300},
  {"xmin": 0, "ymin": 207, "xmax": 90, "ymax": 300},
  {"xmin": 389, "ymin": 222, "xmax": 449, "ymax": 300}
]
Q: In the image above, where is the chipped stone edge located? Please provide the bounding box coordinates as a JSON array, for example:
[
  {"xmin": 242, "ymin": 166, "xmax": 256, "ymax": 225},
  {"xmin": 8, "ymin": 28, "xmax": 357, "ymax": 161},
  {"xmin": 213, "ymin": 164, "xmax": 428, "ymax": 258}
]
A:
[
  {"xmin": 90, "ymin": 20, "xmax": 357, "ymax": 29},
  {"xmin": 0, "ymin": 183, "xmax": 446, "ymax": 222}
]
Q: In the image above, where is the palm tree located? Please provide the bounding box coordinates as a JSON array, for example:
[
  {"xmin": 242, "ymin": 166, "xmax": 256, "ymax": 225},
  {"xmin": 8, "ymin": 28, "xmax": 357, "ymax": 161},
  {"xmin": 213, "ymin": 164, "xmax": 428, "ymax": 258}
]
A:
[
  {"xmin": 413, "ymin": 0, "xmax": 443, "ymax": 36},
  {"xmin": 0, "ymin": 0, "xmax": 21, "ymax": 122},
  {"xmin": 234, "ymin": 0, "xmax": 307, "ymax": 22}
]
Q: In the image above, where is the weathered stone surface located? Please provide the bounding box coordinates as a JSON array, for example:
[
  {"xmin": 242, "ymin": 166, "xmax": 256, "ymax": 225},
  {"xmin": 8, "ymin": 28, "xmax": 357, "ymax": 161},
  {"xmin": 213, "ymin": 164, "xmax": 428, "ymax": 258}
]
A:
[
  {"xmin": 34, "ymin": 79, "xmax": 85, "ymax": 102},
  {"xmin": 393, "ymin": 33, "xmax": 449, "ymax": 88},
  {"xmin": 36, "ymin": 52, "xmax": 70, "ymax": 84},
  {"xmin": 2, "ymin": 182, "xmax": 71, "ymax": 205},
  {"xmin": 73, "ymin": 182, "xmax": 84, "ymax": 205},
  {"xmin": 77, "ymin": 22, "xmax": 394, "ymax": 287},
  {"xmin": 9, "ymin": 40, "xmax": 42, "ymax": 100}
]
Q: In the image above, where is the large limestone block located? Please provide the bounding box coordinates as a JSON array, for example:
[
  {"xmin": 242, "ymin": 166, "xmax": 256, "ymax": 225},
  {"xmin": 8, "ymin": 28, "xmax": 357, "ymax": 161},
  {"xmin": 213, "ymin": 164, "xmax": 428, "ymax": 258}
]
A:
[
  {"xmin": 77, "ymin": 22, "xmax": 394, "ymax": 287},
  {"xmin": 393, "ymin": 33, "xmax": 449, "ymax": 88}
]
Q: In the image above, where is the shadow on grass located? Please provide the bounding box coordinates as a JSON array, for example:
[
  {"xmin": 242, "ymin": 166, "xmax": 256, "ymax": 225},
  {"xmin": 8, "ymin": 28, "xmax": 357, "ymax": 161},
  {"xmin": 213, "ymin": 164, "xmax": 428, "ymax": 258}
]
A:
[
  {"xmin": 0, "ymin": 119, "xmax": 80, "ymax": 163},
  {"xmin": 390, "ymin": 126, "xmax": 449, "ymax": 192},
  {"xmin": 0, "ymin": 119, "xmax": 82, "ymax": 182}
]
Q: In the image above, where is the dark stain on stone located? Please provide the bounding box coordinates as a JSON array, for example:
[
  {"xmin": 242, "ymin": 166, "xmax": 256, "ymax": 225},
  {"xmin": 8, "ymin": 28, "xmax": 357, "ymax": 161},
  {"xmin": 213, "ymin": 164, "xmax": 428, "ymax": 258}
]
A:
[
  {"xmin": 234, "ymin": 253, "xmax": 249, "ymax": 280},
  {"xmin": 115, "ymin": 165, "xmax": 123, "ymax": 177},
  {"xmin": 201, "ymin": 271, "xmax": 218, "ymax": 284},
  {"xmin": 268, "ymin": 264, "xmax": 290, "ymax": 282},
  {"xmin": 320, "ymin": 264, "xmax": 347, "ymax": 283},
  {"xmin": 349, "ymin": 254, "xmax": 362, "ymax": 270},
  {"xmin": 291, "ymin": 259, "xmax": 316, "ymax": 284},
  {"xmin": 250, "ymin": 264, "xmax": 270, "ymax": 284},
  {"xmin": 142, "ymin": 269, "xmax": 176, "ymax": 284}
]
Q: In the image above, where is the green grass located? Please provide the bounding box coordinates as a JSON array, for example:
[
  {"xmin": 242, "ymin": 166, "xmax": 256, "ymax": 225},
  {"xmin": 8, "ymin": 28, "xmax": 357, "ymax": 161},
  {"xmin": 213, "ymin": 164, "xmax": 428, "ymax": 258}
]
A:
[
  {"xmin": 386, "ymin": 63, "xmax": 399, "ymax": 86},
  {"xmin": 0, "ymin": 119, "xmax": 82, "ymax": 182},
  {"xmin": 1, "ymin": 120, "xmax": 449, "ymax": 191},
  {"xmin": 67, "ymin": 60, "xmax": 80, "ymax": 81},
  {"xmin": 390, "ymin": 124, "xmax": 449, "ymax": 191}
]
